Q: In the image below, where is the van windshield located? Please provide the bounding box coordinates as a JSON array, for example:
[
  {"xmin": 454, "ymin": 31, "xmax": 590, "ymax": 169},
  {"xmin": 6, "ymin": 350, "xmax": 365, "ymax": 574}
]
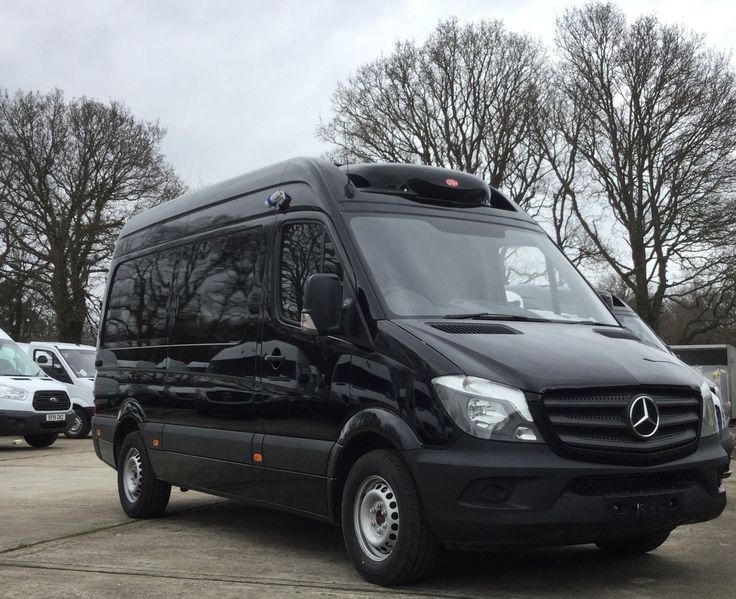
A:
[
  {"xmin": 0, "ymin": 340, "xmax": 44, "ymax": 376},
  {"xmin": 348, "ymin": 214, "xmax": 618, "ymax": 325},
  {"xmin": 59, "ymin": 349, "xmax": 97, "ymax": 378}
]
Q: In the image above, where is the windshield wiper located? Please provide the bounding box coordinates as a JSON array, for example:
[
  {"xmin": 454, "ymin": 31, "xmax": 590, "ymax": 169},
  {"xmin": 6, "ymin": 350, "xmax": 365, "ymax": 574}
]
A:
[{"xmin": 442, "ymin": 312, "xmax": 550, "ymax": 322}]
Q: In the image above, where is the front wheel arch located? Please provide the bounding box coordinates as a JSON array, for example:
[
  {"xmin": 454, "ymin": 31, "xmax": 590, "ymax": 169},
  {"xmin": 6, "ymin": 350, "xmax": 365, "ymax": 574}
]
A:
[{"xmin": 327, "ymin": 409, "xmax": 425, "ymax": 524}]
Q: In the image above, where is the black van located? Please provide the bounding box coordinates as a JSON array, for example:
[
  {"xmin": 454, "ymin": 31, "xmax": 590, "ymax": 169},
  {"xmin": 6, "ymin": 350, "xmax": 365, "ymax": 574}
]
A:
[{"xmin": 92, "ymin": 158, "xmax": 728, "ymax": 586}]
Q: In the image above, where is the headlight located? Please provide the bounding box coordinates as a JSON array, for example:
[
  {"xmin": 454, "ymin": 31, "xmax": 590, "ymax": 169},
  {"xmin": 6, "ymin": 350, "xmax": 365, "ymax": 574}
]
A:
[
  {"xmin": 0, "ymin": 385, "xmax": 28, "ymax": 401},
  {"xmin": 432, "ymin": 375, "xmax": 539, "ymax": 441},
  {"xmin": 700, "ymin": 382, "xmax": 718, "ymax": 438}
]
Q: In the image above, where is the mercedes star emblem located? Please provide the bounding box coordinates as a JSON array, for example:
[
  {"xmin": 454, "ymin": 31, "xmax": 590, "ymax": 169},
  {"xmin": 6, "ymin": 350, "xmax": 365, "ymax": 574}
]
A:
[{"xmin": 628, "ymin": 395, "xmax": 660, "ymax": 439}]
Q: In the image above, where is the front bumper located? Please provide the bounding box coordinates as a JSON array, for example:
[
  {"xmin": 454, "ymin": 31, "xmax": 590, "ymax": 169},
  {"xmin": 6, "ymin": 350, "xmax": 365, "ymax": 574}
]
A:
[
  {"xmin": 404, "ymin": 433, "xmax": 728, "ymax": 549},
  {"xmin": 721, "ymin": 427, "xmax": 733, "ymax": 478},
  {"xmin": 0, "ymin": 409, "xmax": 72, "ymax": 436}
]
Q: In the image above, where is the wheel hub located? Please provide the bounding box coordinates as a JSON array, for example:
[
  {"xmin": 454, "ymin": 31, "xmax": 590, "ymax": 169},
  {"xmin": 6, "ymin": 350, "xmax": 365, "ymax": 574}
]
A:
[
  {"xmin": 354, "ymin": 476, "xmax": 400, "ymax": 561},
  {"xmin": 68, "ymin": 413, "xmax": 82, "ymax": 435},
  {"xmin": 123, "ymin": 447, "xmax": 143, "ymax": 503}
]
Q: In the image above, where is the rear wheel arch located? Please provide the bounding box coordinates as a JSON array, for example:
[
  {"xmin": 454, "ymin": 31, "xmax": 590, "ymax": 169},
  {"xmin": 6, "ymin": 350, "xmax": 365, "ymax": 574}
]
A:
[{"xmin": 113, "ymin": 417, "xmax": 140, "ymax": 468}]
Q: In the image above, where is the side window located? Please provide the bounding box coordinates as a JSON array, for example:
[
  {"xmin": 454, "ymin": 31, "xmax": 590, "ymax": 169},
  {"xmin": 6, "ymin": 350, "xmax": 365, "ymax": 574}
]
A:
[
  {"xmin": 279, "ymin": 222, "xmax": 339, "ymax": 323},
  {"xmin": 34, "ymin": 349, "xmax": 72, "ymax": 383},
  {"xmin": 170, "ymin": 227, "xmax": 263, "ymax": 345},
  {"xmin": 103, "ymin": 251, "xmax": 176, "ymax": 347},
  {"xmin": 33, "ymin": 349, "xmax": 55, "ymax": 366}
]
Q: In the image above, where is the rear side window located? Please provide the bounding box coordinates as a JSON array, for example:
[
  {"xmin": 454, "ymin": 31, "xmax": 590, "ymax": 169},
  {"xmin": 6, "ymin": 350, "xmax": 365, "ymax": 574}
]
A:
[
  {"xmin": 170, "ymin": 227, "xmax": 263, "ymax": 345},
  {"xmin": 103, "ymin": 251, "xmax": 176, "ymax": 347},
  {"xmin": 279, "ymin": 222, "xmax": 339, "ymax": 323}
]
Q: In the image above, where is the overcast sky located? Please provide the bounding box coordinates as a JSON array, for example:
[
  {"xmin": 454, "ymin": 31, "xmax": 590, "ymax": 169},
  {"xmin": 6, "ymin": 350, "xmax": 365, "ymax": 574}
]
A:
[{"xmin": 1, "ymin": 0, "xmax": 734, "ymax": 188}]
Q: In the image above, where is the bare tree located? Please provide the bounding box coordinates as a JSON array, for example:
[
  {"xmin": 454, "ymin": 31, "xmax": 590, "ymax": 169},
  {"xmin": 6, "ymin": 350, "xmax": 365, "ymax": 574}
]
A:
[
  {"xmin": 0, "ymin": 89, "xmax": 185, "ymax": 342},
  {"xmin": 547, "ymin": 2, "xmax": 736, "ymax": 331},
  {"xmin": 318, "ymin": 18, "xmax": 549, "ymax": 209}
]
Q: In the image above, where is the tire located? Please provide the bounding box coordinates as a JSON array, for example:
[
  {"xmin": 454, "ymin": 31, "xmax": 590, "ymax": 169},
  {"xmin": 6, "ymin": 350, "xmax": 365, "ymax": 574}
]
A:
[
  {"xmin": 65, "ymin": 406, "xmax": 92, "ymax": 439},
  {"xmin": 24, "ymin": 433, "xmax": 58, "ymax": 448},
  {"xmin": 341, "ymin": 449, "xmax": 440, "ymax": 586},
  {"xmin": 117, "ymin": 431, "xmax": 171, "ymax": 518},
  {"xmin": 596, "ymin": 529, "xmax": 671, "ymax": 555}
]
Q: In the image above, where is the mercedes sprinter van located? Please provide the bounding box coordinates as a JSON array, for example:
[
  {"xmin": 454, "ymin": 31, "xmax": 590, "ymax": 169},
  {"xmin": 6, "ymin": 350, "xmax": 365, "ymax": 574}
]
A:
[{"xmin": 92, "ymin": 159, "xmax": 728, "ymax": 585}]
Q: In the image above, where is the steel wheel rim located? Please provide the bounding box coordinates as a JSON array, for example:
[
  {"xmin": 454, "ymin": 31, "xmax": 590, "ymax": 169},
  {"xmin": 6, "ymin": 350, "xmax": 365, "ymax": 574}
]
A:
[
  {"xmin": 123, "ymin": 447, "xmax": 143, "ymax": 503},
  {"xmin": 353, "ymin": 475, "xmax": 400, "ymax": 561},
  {"xmin": 67, "ymin": 413, "xmax": 83, "ymax": 436}
]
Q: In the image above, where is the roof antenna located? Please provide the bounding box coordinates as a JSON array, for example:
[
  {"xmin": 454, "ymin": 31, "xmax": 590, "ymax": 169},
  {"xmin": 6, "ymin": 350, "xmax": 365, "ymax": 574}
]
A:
[
  {"xmin": 265, "ymin": 159, "xmax": 292, "ymax": 211},
  {"xmin": 343, "ymin": 122, "xmax": 355, "ymax": 199}
]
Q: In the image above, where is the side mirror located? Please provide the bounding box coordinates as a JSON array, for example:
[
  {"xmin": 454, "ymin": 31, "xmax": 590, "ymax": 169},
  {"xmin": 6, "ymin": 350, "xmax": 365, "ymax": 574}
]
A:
[
  {"xmin": 36, "ymin": 355, "xmax": 49, "ymax": 365},
  {"xmin": 301, "ymin": 273, "xmax": 342, "ymax": 335}
]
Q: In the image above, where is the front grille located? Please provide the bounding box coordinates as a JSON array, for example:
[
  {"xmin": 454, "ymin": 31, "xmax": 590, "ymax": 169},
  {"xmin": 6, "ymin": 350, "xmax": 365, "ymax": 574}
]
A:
[
  {"xmin": 540, "ymin": 388, "xmax": 700, "ymax": 460},
  {"xmin": 568, "ymin": 471, "xmax": 698, "ymax": 496},
  {"xmin": 33, "ymin": 390, "xmax": 71, "ymax": 411}
]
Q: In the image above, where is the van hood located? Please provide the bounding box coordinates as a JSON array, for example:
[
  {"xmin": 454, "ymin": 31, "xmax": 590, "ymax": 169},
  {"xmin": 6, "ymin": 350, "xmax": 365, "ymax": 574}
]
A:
[
  {"xmin": 0, "ymin": 375, "xmax": 70, "ymax": 411},
  {"xmin": 395, "ymin": 320, "xmax": 701, "ymax": 393},
  {"xmin": 0, "ymin": 375, "xmax": 68, "ymax": 392}
]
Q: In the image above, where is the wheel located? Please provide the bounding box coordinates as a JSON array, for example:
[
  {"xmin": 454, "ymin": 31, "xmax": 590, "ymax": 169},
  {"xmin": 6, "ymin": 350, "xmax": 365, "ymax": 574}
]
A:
[
  {"xmin": 65, "ymin": 406, "xmax": 92, "ymax": 438},
  {"xmin": 341, "ymin": 449, "xmax": 440, "ymax": 586},
  {"xmin": 117, "ymin": 431, "xmax": 171, "ymax": 518},
  {"xmin": 596, "ymin": 529, "xmax": 671, "ymax": 555},
  {"xmin": 24, "ymin": 433, "xmax": 58, "ymax": 448}
]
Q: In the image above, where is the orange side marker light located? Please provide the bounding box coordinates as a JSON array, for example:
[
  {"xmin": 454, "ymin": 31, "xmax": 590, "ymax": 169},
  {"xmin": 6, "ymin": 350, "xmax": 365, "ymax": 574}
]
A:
[
  {"xmin": 152, "ymin": 438, "xmax": 160, "ymax": 448},
  {"xmin": 253, "ymin": 452, "xmax": 263, "ymax": 463}
]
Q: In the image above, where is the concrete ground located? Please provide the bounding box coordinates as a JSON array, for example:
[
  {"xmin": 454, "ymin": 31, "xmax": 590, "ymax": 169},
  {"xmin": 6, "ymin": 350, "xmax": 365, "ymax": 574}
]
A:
[{"xmin": 0, "ymin": 437, "xmax": 733, "ymax": 599}]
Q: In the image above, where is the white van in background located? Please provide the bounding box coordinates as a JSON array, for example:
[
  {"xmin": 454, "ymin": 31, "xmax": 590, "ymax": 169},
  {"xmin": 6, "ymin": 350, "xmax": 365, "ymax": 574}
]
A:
[
  {"xmin": 18, "ymin": 342, "xmax": 96, "ymax": 438},
  {"xmin": 0, "ymin": 328, "xmax": 73, "ymax": 447}
]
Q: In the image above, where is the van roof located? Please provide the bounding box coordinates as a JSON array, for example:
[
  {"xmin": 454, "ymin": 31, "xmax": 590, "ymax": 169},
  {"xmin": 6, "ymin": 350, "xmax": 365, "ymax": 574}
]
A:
[
  {"xmin": 116, "ymin": 157, "xmax": 535, "ymax": 259},
  {"xmin": 119, "ymin": 157, "xmax": 340, "ymax": 240},
  {"xmin": 0, "ymin": 328, "xmax": 11, "ymax": 341},
  {"xmin": 30, "ymin": 341, "xmax": 96, "ymax": 351}
]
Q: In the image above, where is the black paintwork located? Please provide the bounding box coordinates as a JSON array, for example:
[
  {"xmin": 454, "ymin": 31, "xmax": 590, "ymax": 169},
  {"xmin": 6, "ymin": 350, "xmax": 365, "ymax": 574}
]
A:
[
  {"xmin": 394, "ymin": 319, "xmax": 701, "ymax": 393},
  {"xmin": 93, "ymin": 157, "xmax": 727, "ymax": 544}
]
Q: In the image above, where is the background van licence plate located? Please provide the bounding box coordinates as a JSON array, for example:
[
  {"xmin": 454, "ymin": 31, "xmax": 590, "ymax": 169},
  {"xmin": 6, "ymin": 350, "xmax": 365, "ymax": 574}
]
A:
[{"xmin": 46, "ymin": 413, "xmax": 65, "ymax": 422}]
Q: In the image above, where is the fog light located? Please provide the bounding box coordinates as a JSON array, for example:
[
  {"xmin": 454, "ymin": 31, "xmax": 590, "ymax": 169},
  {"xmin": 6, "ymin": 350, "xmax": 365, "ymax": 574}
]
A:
[
  {"xmin": 515, "ymin": 426, "xmax": 537, "ymax": 441},
  {"xmin": 480, "ymin": 483, "xmax": 511, "ymax": 503}
]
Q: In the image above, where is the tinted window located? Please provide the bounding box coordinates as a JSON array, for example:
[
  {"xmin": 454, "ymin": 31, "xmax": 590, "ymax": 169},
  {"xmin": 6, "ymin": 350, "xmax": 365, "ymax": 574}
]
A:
[
  {"xmin": 280, "ymin": 222, "xmax": 339, "ymax": 322},
  {"xmin": 103, "ymin": 251, "xmax": 176, "ymax": 346},
  {"xmin": 171, "ymin": 228, "xmax": 263, "ymax": 345}
]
